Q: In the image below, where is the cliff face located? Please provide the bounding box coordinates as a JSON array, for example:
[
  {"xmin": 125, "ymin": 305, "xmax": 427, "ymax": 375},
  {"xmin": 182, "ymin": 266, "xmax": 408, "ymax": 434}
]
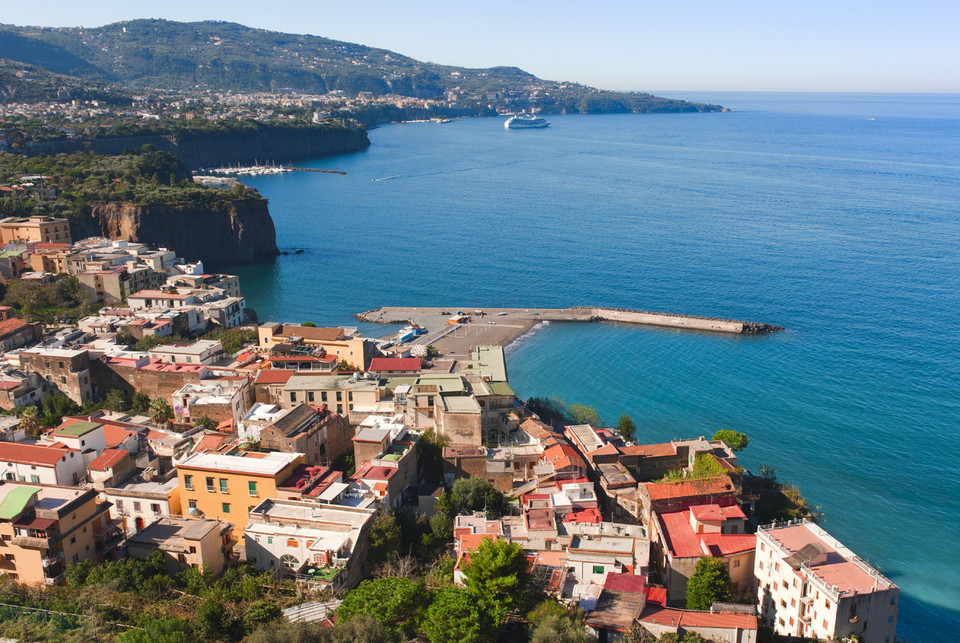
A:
[
  {"xmin": 26, "ymin": 125, "xmax": 370, "ymax": 170},
  {"xmin": 71, "ymin": 199, "xmax": 279, "ymax": 265}
]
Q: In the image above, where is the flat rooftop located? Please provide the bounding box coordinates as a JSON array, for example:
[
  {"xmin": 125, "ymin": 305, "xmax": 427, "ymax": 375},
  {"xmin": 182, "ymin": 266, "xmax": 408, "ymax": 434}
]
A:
[
  {"xmin": 251, "ymin": 498, "xmax": 375, "ymax": 531},
  {"xmin": 126, "ymin": 517, "xmax": 222, "ymax": 547},
  {"xmin": 178, "ymin": 451, "xmax": 301, "ymax": 476}
]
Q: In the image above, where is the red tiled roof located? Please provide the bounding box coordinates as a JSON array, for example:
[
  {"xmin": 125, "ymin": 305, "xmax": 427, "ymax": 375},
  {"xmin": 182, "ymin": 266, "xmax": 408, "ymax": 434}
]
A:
[
  {"xmin": 657, "ymin": 509, "xmax": 755, "ymax": 559},
  {"xmin": 620, "ymin": 442, "xmax": 677, "ymax": 458},
  {"xmin": 104, "ymin": 425, "xmax": 138, "ymax": 449},
  {"xmin": 193, "ymin": 434, "xmax": 227, "ymax": 454},
  {"xmin": 277, "ymin": 325, "xmax": 344, "ymax": 341},
  {"xmin": 603, "ymin": 572, "xmax": 647, "ymax": 594},
  {"xmin": 0, "ymin": 317, "xmax": 29, "ymax": 340},
  {"xmin": 87, "ymin": 448, "xmax": 129, "ymax": 471},
  {"xmin": 643, "ymin": 587, "xmax": 667, "ymax": 607},
  {"xmin": 368, "ymin": 357, "xmax": 422, "ymax": 372},
  {"xmin": 128, "ymin": 290, "xmax": 193, "ymax": 300},
  {"xmin": 690, "ymin": 503, "xmax": 746, "ymax": 522},
  {"xmin": 678, "ymin": 610, "xmax": 758, "ymax": 630},
  {"xmin": 0, "ymin": 442, "xmax": 76, "ymax": 466},
  {"xmin": 255, "ymin": 369, "xmax": 295, "ymax": 385},
  {"xmin": 0, "ymin": 381, "xmax": 20, "ymax": 390},
  {"xmin": 585, "ymin": 444, "xmax": 620, "ymax": 461},
  {"xmin": 271, "ymin": 354, "xmax": 337, "ymax": 363},
  {"xmin": 644, "ymin": 476, "xmax": 736, "ymax": 501},
  {"xmin": 563, "ymin": 507, "xmax": 602, "ymax": 524}
]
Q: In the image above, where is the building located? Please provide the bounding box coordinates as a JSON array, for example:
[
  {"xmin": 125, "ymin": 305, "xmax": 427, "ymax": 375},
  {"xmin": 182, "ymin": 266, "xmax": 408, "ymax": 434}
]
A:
[
  {"xmin": 756, "ymin": 520, "xmax": 898, "ymax": 643},
  {"xmin": 19, "ymin": 347, "xmax": 95, "ymax": 405},
  {"xmin": 0, "ymin": 308, "xmax": 42, "ymax": 352},
  {"xmin": 0, "ymin": 482, "xmax": 120, "ymax": 585},
  {"xmin": 0, "ymin": 216, "xmax": 71, "ymax": 245},
  {"xmin": 638, "ymin": 606, "xmax": 758, "ymax": 643},
  {"xmin": 638, "ymin": 476, "xmax": 739, "ymax": 525},
  {"xmin": 86, "ymin": 449, "xmax": 136, "ymax": 488},
  {"xmin": 245, "ymin": 498, "xmax": 376, "ymax": 591},
  {"xmin": 102, "ymin": 473, "xmax": 182, "ymax": 534},
  {"xmin": 259, "ymin": 404, "xmax": 353, "ymax": 467},
  {"xmin": 171, "ymin": 377, "xmax": 253, "ymax": 426},
  {"xmin": 176, "ymin": 451, "xmax": 305, "ymax": 539},
  {"xmin": 652, "ymin": 504, "xmax": 756, "ymax": 604},
  {"xmin": 77, "ymin": 266, "xmax": 165, "ymax": 304},
  {"xmin": 148, "ymin": 340, "xmax": 223, "ymax": 366},
  {"xmin": 125, "ymin": 516, "xmax": 234, "ymax": 577},
  {"xmin": 0, "ymin": 443, "xmax": 84, "ymax": 486},
  {"xmin": 258, "ymin": 323, "xmax": 377, "ymax": 370},
  {"xmin": 281, "ymin": 373, "xmax": 384, "ymax": 417}
]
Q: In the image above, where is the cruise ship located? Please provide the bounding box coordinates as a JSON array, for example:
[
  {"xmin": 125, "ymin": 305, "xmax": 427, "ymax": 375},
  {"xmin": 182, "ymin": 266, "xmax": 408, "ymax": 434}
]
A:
[{"xmin": 504, "ymin": 114, "xmax": 550, "ymax": 129}]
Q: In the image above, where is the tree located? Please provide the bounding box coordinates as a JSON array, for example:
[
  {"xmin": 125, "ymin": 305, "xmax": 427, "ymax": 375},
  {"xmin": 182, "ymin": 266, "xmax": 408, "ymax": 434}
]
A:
[
  {"xmin": 149, "ymin": 396, "xmax": 173, "ymax": 424},
  {"xmin": 368, "ymin": 511, "xmax": 402, "ymax": 568},
  {"xmin": 420, "ymin": 587, "xmax": 495, "ymax": 643},
  {"xmin": 193, "ymin": 415, "xmax": 216, "ymax": 431},
  {"xmin": 712, "ymin": 429, "xmax": 749, "ymax": 452},
  {"xmin": 337, "ymin": 577, "xmax": 427, "ymax": 637},
  {"xmin": 530, "ymin": 613, "xmax": 594, "ymax": 643},
  {"xmin": 686, "ymin": 556, "xmax": 732, "ymax": 610},
  {"xmin": 116, "ymin": 619, "xmax": 193, "ymax": 643},
  {"xmin": 461, "ymin": 538, "xmax": 531, "ymax": 619},
  {"xmin": 104, "ymin": 388, "xmax": 128, "ymax": 412},
  {"xmin": 568, "ymin": 403, "xmax": 602, "ymax": 427},
  {"xmin": 130, "ymin": 391, "xmax": 151, "ymax": 414},
  {"xmin": 617, "ymin": 412, "xmax": 636, "ymax": 441},
  {"xmin": 18, "ymin": 406, "xmax": 40, "ymax": 439}
]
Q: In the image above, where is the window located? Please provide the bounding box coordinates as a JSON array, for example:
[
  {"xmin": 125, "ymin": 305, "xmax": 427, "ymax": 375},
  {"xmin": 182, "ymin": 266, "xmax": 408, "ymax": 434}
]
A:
[
  {"xmin": 791, "ymin": 598, "xmax": 796, "ymax": 607},
  {"xmin": 337, "ymin": 404, "xmax": 342, "ymax": 414},
  {"xmin": 189, "ymin": 546, "xmax": 197, "ymax": 554},
  {"xmin": 206, "ymin": 477, "xmax": 215, "ymax": 492},
  {"xmin": 890, "ymin": 596, "xmax": 897, "ymax": 605},
  {"xmin": 781, "ymin": 599, "xmax": 787, "ymax": 608},
  {"xmin": 733, "ymin": 559, "xmax": 740, "ymax": 568},
  {"xmin": 188, "ymin": 499, "xmax": 197, "ymax": 509},
  {"xmin": 267, "ymin": 537, "xmax": 273, "ymax": 545},
  {"xmin": 287, "ymin": 538, "xmax": 298, "ymax": 547},
  {"xmin": 219, "ymin": 479, "xmax": 228, "ymax": 493},
  {"xmin": 759, "ymin": 561, "xmax": 763, "ymax": 570},
  {"xmin": 308, "ymin": 392, "xmax": 314, "ymax": 403},
  {"xmin": 116, "ymin": 499, "xmax": 124, "ymax": 511},
  {"xmin": 133, "ymin": 501, "xmax": 141, "ymax": 511},
  {"xmin": 592, "ymin": 565, "xmax": 604, "ymax": 574},
  {"xmin": 248, "ymin": 481, "xmax": 258, "ymax": 496},
  {"xmin": 70, "ymin": 535, "xmax": 76, "ymax": 545},
  {"xmin": 348, "ymin": 392, "xmax": 353, "ymax": 402},
  {"xmin": 789, "ymin": 617, "xmax": 794, "ymax": 626},
  {"xmin": 321, "ymin": 392, "xmax": 327, "ymax": 402},
  {"xmin": 151, "ymin": 503, "xmax": 161, "ymax": 514},
  {"xmin": 221, "ymin": 503, "xmax": 231, "ymax": 513},
  {"xmin": 184, "ymin": 475, "xmax": 193, "ymax": 490},
  {"xmin": 290, "ymin": 392, "xmax": 297, "ymax": 403},
  {"xmin": 30, "ymin": 475, "xmax": 39, "ymax": 483}
]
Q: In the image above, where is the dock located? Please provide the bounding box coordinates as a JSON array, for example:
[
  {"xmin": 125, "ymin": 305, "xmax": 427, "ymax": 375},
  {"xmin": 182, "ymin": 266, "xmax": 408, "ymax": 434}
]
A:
[{"xmin": 356, "ymin": 306, "xmax": 783, "ymax": 358}]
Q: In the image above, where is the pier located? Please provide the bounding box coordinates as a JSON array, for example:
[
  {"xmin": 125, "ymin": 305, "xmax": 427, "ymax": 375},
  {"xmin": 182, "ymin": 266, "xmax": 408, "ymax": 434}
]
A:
[{"xmin": 357, "ymin": 306, "xmax": 783, "ymax": 358}]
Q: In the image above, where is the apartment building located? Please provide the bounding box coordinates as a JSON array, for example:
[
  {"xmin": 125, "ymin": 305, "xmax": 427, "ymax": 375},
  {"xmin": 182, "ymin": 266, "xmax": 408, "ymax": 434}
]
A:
[
  {"xmin": 176, "ymin": 451, "xmax": 304, "ymax": 539},
  {"xmin": 0, "ymin": 216, "xmax": 71, "ymax": 245},
  {"xmin": 1, "ymin": 443, "xmax": 84, "ymax": 486},
  {"xmin": 756, "ymin": 520, "xmax": 898, "ymax": 643},
  {"xmin": 19, "ymin": 347, "xmax": 95, "ymax": 405},
  {"xmin": 125, "ymin": 516, "xmax": 234, "ymax": 577},
  {"xmin": 0, "ymin": 482, "xmax": 119, "ymax": 585}
]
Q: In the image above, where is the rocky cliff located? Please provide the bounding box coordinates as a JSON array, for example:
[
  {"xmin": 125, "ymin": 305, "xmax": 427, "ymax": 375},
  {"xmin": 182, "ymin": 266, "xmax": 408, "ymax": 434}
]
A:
[
  {"xmin": 26, "ymin": 124, "xmax": 370, "ymax": 170},
  {"xmin": 70, "ymin": 199, "xmax": 279, "ymax": 265}
]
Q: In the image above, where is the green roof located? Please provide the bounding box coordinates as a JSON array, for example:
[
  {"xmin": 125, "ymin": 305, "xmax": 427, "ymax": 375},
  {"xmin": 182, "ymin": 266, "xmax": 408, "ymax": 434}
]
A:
[
  {"xmin": 55, "ymin": 421, "xmax": 103, "ymax": 437},
  {"xmin": 488, "ymin": 381, "xmax": 515, "ymax": 397},
  {"xmin": 0, "ymin": 486, "xmax": 41, "ymax": 520}
]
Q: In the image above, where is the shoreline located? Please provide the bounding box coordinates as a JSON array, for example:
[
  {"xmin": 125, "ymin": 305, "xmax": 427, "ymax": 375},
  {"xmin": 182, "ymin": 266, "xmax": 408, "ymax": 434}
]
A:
[{"xmin": 357, "ymin": 305, "xmax": 783, "ymax": 359}]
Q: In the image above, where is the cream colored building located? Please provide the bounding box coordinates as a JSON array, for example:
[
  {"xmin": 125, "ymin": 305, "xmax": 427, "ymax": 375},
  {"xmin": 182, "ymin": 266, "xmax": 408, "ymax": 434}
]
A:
[
  {"xmin": 0, "ymin": 216, "xmax": 71, "ymax": 245},
  {"xmin": 756, "ymin": 520, "xmax": 898, "ymax": 643},
  {"xmin": 125, "ymin": 516, "xmax": 234, "ymax": 577}
]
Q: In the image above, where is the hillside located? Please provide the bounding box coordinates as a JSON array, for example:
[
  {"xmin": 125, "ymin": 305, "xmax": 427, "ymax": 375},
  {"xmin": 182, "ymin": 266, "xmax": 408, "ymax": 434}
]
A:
[
  {"xmin": 0, "ymin": 57, "xmax": 127, "ymax": 104},
  {"xmin": 0, "ymin": 19, "xmax": 722, "ymax": 113}
]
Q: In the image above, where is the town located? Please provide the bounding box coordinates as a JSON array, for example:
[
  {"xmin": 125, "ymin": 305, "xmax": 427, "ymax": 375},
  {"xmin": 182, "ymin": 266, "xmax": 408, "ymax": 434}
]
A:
[{"xmin": 0, "ymin": 215, "xmax": 900, "ymax": 642}]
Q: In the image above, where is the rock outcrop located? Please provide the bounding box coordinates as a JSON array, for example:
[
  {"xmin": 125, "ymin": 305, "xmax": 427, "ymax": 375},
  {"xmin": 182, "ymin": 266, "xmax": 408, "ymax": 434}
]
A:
[{"xmin": 70, "ymin": 199, "xmax": 279, "ymax": 265}]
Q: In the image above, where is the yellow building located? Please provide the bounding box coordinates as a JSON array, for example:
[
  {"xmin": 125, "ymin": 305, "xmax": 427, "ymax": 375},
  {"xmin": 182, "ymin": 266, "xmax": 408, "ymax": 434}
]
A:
[
  {"xmin": 258, "ymin": 322, "xmax": 377, "ymax": 370},
  {"xmin": 0, "ymin": 216, "xmax": 71, "ymax": 245},
  {"xmin": 176, "ymin": 451, "xmax": 304, "ymax": 540},
  {"xmin": 0, "ymin": 482, "xmax": 120, "ymax": 585}
]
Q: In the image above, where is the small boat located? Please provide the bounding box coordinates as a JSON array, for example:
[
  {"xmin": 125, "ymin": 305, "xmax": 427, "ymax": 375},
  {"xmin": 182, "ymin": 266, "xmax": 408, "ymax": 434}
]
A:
[{"xmin": 504, "ymin": 114, "xmax": 549, "ymax": 129}]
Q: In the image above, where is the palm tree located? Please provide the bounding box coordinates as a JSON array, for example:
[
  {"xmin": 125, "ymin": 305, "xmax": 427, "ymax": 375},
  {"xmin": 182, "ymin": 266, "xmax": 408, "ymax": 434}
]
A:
[
  {"xmin": 149, "ymin": 397, "xmax": 173, "ymax": 425},
  {"xmin": 19, "ymin": 406, "xmax": 40, "ymax": 439}
]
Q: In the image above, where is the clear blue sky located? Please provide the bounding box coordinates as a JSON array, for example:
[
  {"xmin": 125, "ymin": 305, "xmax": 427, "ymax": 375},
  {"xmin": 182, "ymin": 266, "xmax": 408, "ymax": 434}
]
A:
[{"xmin": 5, "ymin": 0, "xmax": 959, "ymax": 92}]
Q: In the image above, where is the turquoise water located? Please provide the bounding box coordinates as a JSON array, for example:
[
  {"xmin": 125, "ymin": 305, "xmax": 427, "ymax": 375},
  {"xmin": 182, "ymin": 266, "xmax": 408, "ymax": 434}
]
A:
[{"xmin": 222, "ymin": 93, "xmax": 960, "ymax": 641}]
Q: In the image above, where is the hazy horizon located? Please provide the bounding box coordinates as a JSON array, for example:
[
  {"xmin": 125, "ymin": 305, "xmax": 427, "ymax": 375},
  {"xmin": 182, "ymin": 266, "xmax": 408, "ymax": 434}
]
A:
[{"xmin": 4, "ymin": 0, "xmax": 958, "ymax": 93}]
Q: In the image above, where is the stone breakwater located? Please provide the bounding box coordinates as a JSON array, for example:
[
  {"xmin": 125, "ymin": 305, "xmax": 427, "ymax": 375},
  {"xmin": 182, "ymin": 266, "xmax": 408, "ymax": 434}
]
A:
[{"xmin": 356, "ymin": 306, "xmax": 783, "ymax": 355}]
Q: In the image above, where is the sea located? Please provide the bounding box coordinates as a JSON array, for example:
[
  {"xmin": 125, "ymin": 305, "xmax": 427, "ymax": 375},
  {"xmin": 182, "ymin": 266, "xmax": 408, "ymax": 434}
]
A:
[{"xmin": 221, "ymin": 92, "xmax": 960, "ymax": 642}]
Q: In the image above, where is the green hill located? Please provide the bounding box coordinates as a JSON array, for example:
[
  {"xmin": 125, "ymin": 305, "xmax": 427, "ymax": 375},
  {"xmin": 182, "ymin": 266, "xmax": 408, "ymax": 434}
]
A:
[
  {"xmin": 0, "ymin": 19, "xmax": 722, "ymax": 113},
  {"xmin": 0, "ymin": 58, "xmax": 127, "ymax": 104}
]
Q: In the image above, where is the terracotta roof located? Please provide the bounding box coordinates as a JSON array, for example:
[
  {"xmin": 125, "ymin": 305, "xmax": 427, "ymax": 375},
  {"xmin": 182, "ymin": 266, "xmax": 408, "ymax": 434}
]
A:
[
  {"xmin": 0, "ymin": 317, "xmax": 31, "ymax": 340},
  {"xmin": 255, "ymin": 369, "xmax": 295, "ymax": 385},
  {"xmin": 644, "ymin": 476, "xmax": 736, "ymax": 501},
  {"xmin": 369, "ymin": 357, "xmax": 422, "ymax": 372},
  {"xmin": 690, "ymin": 504, "xmax": 746, "ymax": 522},
  {"xmin": 620, "ymin": 442, "xmax": 677, "ymax": 458},
  {"xmin": 104, "ymin": 425, "xmax": 139, "ymax": 449},
  {"xmin": 563, "ymin": 507, "xmax": 603, "ymax": 524},
  {"xmin": 585, "ymin": 444, "xmax": 620, "ymax": 461},
  {"xmin": 128, "ymin": 289, "xmax": 193, "ymax": 300},
  {"xmin": 677, "ymin": 609, "xmax": 758, "ymax": 630},
  {"xmin": 0, "ymin": 443, "xmax": 76, "ymax": 466},
  {"xmin": 657, "ymin": 509, "xmax": 755, "ymax": 559},
  {"xmin": 87, "ymin": 449, "xmax": 130, "ymax": 471},
  {"xmin": 603, "ymin": 572, "xmax": 648, "ymax": 594},
  {"xmin": 193, "ymin": 434, "xmax": 227, "ymax": 454}
]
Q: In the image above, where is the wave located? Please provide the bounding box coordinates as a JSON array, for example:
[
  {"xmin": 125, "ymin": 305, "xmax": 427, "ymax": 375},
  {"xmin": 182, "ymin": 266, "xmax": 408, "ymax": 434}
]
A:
[{"xmin": 504, "ymin": 320, "xmax": 551, "ymax": 356}]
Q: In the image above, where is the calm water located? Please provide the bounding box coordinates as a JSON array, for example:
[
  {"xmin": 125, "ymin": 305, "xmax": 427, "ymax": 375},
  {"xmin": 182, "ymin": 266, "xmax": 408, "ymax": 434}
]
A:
[{"xmin": 222, "ymin": 93, "xmax": 960, "ymax": 641}]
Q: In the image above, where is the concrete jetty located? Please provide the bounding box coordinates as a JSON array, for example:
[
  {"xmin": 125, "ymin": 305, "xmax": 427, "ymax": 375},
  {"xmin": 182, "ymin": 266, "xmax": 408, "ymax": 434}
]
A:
[{"xmin": 356, "ymin": 305, "xmax": 783, "ymax": 358}]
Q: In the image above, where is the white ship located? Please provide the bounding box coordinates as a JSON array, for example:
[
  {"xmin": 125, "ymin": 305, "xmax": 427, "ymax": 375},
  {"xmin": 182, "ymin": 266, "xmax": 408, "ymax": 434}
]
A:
[{"xmin": 504, "ymin": 114, "xmax": 549, "ymax": 129}]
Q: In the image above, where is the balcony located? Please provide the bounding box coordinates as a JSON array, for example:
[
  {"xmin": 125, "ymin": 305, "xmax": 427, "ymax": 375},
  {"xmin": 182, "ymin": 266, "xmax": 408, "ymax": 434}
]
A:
[
  {"xmin": 44, "ymin": 571, "xmax": 65, "ymax": 585},
  {"xmin": 12, "ymin": 535, "xmax": 51, "ymax": 550},
  {"xmin": 41, "ymin": 552, "xmax": 64, "ymax": 567}
]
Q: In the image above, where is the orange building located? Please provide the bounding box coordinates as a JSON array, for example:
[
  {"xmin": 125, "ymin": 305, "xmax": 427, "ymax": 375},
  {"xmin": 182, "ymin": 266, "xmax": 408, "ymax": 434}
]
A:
[
  {"xmin": 0, "ymin": 216, "xmax": 71, "ymax": 245},
  {"xmin": 176, "ymin": 451, "xmax": 304, "ymax": 540}
]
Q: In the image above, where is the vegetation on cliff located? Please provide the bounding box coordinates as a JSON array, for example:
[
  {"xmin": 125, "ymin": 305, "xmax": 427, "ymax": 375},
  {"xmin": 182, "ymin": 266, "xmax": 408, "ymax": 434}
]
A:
[
  {"xmin": 0, "ymin": 147, "xmax": 262, "ymax": 219},
  {"xmin": 0, "ymin": 57, "xmax": 128, "ymax": 105}
]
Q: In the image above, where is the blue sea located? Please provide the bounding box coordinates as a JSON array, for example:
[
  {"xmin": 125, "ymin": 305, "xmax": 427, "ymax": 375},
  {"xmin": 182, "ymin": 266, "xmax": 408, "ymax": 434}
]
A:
[{"xmin": 222, "ymin": 92, "xmax": 960, "ymax": 642}]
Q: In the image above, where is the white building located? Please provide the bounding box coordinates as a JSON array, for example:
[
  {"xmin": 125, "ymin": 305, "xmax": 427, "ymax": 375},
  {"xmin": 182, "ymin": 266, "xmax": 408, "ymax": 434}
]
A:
[
  {"xmin": 148, "ymin": 340, "xmax": 223, "ymax": 365},
  {"xmin": 244, "ymin": 498, "xmax": 376, "ymax": 591},
  {"xmin": 0, "ymin": 443, "xmax": 84, "ymax": 485},
  {"xmin": 102, "ymin": 473, "xmax": 181, "ymax": 534},
  {"xmin": 756, "ymin": 520, "xmax": 898, "ymax": 643}
]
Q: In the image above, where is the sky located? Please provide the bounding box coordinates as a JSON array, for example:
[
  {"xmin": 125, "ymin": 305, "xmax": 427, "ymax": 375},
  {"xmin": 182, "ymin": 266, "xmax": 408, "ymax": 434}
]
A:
[{"xmin": 4, "ymin": 0, "xmax": 959, "ymax": 93}]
